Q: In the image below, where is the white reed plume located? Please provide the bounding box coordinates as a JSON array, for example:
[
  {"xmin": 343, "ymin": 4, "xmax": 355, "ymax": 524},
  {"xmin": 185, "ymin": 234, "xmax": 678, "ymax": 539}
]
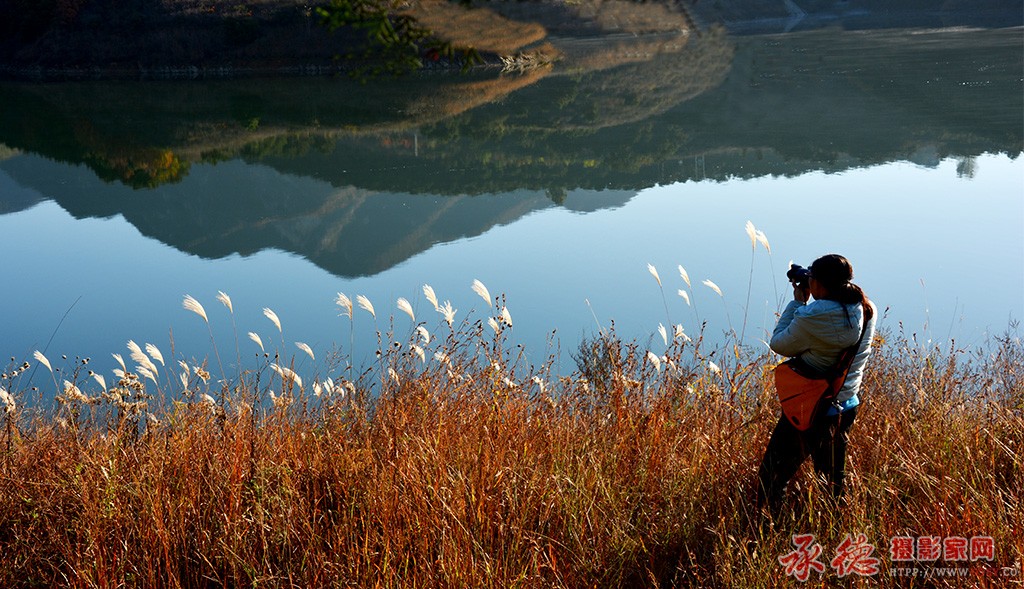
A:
[
  {"xmin": 263, "ymin": 308, "xmax": 282, "ymax": 333},
  {"xmin": 199, "ymin": 393, "xmax": 216, "ymax": 410},
  {"xmin": 397, "ymin": 297, "xmax": 415, "ymax": 322},
  {"xmin": 472, "ymin": 279, "xmax": 492, "ymax": 307},
  {"xmin": 145, "ymin": 343, "xmax": 165, "ymax": 366},
  {"xmin": 178, "ymin": 360, "xmax": 189, "ymax": 374},
  {"xmin": 658, "ymin": 323, "xmax": 668, "ymax": 346},
  {"xmin": 745, "ymin": 220, "xmax": 758, "ymax": 248},
  {"xmin": 193, "ymin": 365, "xmax": 210, "ymax": 383},
  {"xmin": 313, "ymin": 381, "xmax": 323, "ymax": 397},
  {"xmin": 136, "ymin": 366, "xmax": 157, "ymax": 384},
  {"xmin": 703, "ymin": 279, "xmax": 723, "ymax": 297},
  {"xmin": 488, "ymin": 317, "xmax": 500, "ymax": 334},
  {"xmin": 703, "ymin": 279, "xmax": 734, "ymax": 336},
  {"xmin": 439, "ymin": 301, "xmax": 457, "ymax": 326},
  {"xmin": 179, "ymin": 372, "xmax": 188, "ymax": 390},
  {"xmin": 183, "ymin": 295, "xmax": 208, "ymax": 323},
  {"xmin": 434, "ymin": 351, "xmax": 450, "ymax": 364},
  {"xmin": 417, "ymin": 326, "xmax": 430, "ymax": 344},
  {"xmin": 708, "ymin": 361, "xmax": 721, "ymax": 375},
  {"xmin": 269, "ymin": 390, "xmax": 290, "ymax": 409},
  {"xmin": 112, "ymin": 368, "xmax": 125, "ymax": 380},
  {"xmin": 388, "ymin": 368, "xmax": 400, "ymax": 385},
  {"xmin": 0, "ymin": 387, "xmax": 15, "ymax": 414},
  {"xmin": 335, "ymin": 292, "xmax": 353, "ymax": 319},
  {"xmin": 500, "ymin": 306, "xmax": 513, "ymax": 328},
  {"xmin": 411, "ymin": 344, "xmax": 426, "ymax": 364},
  {"xmin": 742, "ymin": 221, "xmax": 762, "ymax": 345},
  {"xmin": 741, "ymin": 221, "xmax": 773, "ymax": 344},
  {"xmin": 33, "ymin": 350, "xmax": 52, "ymax": 373},
  {"xmin": 678, "ymin": 289, "xmax": 690, "ymax": 306},
  {"xmin": 185, "ymin": 296, "xmax": 225, "ymax": 382},
  {"xmin": 647, "ymin": 351, "xmax": 662, "ymax": 373},
  {"xmin": 423, "ymin": 284, "xmax": 439, "ymax": 312},
  {"xmin": 127, "ymin": 340, "xmax": 158, "ymax": 377},
  {"xmin": 674, "ymin": 324, "xmax": 692, "ymax": 342},
  {"xmin": 270, "ymin": 363, "xmax": 303, "ymax": 389},
  {"xmin": 92, "ymin": 372, "xmax": 107, "ymax": 391},
  {"xmin": 248, "ymin": 332, "xmax": 265, "ymax": 352},
  {"xmin": 62, "ymin": 380, "xmax": 87, "ymax": 403},
  {"xmin": 678, "ymin": 265, "xmax": 691, "ymax": 288},
  {"xmin": 296, "ymin": 342, "xmax": 315, "ymax": 361},
  {"xmin": 649, "ymin": 263, "xmax": 673, "ymax": 328},
  {"xmin": 112, "ymin": 353, "xmax": 126, "ymax": 373},
  {"xmin": 356, "ymin": 295, "xmax": 375, "ymax": 319},
  {"xmin": 532, "ymin": 376, "xmax": 546, "ymax": 395},
  {"xmin": 647, "ymin": 263, "xmax": 662, "ymax": 287},
  {"xmin": 217, "ymin": 291, "xmax": 233, "ymax": 314}
]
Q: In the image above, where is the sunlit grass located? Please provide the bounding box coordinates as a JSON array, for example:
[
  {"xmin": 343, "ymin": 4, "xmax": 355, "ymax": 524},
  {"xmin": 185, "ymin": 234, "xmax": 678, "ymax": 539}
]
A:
[{"xmin": 0, "ymin": 270, "xmax": 1021, "ymax": 587}]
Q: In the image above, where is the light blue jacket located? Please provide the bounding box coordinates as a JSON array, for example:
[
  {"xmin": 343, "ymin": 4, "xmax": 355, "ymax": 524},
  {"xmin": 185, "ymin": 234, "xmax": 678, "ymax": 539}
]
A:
[{"xmin": 770, "ymin": 299, "xmax": 877, "ymax": 414}]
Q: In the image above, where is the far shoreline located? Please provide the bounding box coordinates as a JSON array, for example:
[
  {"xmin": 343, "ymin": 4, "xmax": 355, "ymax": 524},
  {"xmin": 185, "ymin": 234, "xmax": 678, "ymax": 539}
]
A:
[{"xmin": 1, "ymin": 0, "xmax": 1019, "ymax": 83}]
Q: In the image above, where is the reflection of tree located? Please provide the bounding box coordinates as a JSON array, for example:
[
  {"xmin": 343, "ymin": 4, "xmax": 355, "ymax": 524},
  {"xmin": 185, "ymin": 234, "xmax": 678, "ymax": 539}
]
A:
[
  {"xmin": 89, "ymin": 148, "xmax": 189, "ymax": 188},
  {"xmin": 0, "ymin": 26, "xmax": 1019, "ymax": 196},
  {"xmin": 956, "ymin": 157, "xmax": 976, "ymax": 179},
  {"xmin": 506, "ymin": 27, "xmax": 733, "ymax": 131}
]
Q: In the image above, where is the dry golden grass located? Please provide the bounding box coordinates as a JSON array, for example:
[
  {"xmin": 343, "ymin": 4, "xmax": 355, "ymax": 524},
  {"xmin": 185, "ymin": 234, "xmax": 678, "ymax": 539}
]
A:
[
  {"xmin": 0, "ymin": 306, "xmax": 1020, "ymax": 587},
  {"xmin": 405, "ymin": 0, "xmax": 548, "ymax": 56}
]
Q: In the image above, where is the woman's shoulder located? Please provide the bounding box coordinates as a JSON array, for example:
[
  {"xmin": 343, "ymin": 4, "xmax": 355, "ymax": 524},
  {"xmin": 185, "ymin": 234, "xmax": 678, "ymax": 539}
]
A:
[
  {"xmin": 795, "ymin": 299, "xmax": 844, "ymax": 317},
  {"xmin": 796, "ymin": 300, "xmax": 867, "ymax": 328}
]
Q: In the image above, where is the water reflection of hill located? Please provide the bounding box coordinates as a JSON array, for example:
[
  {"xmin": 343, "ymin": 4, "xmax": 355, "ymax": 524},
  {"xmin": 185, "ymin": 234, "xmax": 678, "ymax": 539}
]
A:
[
  {"xmin": 1, "ymin": 153, "xmax": 636, "ymax": 277},
  {"xmin": 0, "ymin": 26, "xmax": 1020, "ymax": 277},
  {"xmin": 255, "ymin": 26, "xmax": 1022, "ymax": 195}
]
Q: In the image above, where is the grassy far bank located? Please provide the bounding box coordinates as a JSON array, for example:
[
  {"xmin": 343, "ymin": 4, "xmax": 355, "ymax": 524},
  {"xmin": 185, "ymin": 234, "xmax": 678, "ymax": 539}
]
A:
[
  {"xmin": 0, "ymin": 274, "xmax": 1021, "ymax": 587},
  {"xmin": 0, "ymin": 0, "xmax": 692, "ymax": 79}
]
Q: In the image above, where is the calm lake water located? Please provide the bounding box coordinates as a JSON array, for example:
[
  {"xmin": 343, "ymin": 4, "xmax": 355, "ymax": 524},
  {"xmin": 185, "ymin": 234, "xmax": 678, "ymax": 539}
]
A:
[{"xmin": 1, "ymin": 25, "xmax": 1021, "ymax": 390}]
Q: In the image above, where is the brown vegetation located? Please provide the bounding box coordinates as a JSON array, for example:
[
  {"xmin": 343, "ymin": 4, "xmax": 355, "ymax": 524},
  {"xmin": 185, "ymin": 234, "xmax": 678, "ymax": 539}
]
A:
[{"xmin": 0, "ymin": 308, "xmax": 1020, "ymax": 587}]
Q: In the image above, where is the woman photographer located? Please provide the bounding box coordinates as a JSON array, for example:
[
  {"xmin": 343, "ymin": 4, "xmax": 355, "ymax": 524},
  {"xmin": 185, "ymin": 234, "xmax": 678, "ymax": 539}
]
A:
[{"xmin": 756, "ymin": 254, "xmax": 877, "ymax": 512}]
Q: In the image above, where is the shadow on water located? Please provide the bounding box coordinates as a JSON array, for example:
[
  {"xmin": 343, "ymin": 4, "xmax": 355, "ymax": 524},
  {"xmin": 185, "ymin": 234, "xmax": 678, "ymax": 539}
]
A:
[{"xmin": 0, "ymin": 25, "xmax": 1020, "ymax": 277}]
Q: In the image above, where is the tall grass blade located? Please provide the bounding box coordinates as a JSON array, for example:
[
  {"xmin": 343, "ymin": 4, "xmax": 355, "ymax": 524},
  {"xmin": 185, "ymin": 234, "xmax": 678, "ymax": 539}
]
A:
[
  {"xmin": 296, "ymin": 342, "xmax": 315, "ymax": 361},
  {"xmin": 356, "ymin": 295, "xmax": 376, "ymax": 319},
  {"xmin": 647, "ymin": 263, "xmax": 662, "ymax": 287},
  {"xmin": 183, "ymin": 295, "xmax": 209, "ymax": 323},
  {"xmin": 397, "ymin": 297, "xmax": 415, "ymax": 322},
  {"xmin": 423, "ymin": 284, "xmax": 439, "ymax": 312},
  {"xmin": 248, "ymin": 332, "xmax": 265, "ymax": 352},
  {"xmin": 702, "ymin": 279, "xmax": 723, "ymax": 297},
  {"xmin": 472, "ymin": 279, "xmax": 492, "ymax": 307},
  {"xmin": 33, "ymin": 351, "xmax": 52, "ymax": 373},
  {"xmin": 263, "ymin": 308, "xmax": 282, "ymax": 333},
  {"xmin": 335, "ymin": 292, "xmax": 353, "ymax": 319},
  {"xmin": 145, "ymin": 343, "xmax": 165, "ymax": 367},
  {"xmin": 216, "ymin": 291, "xmax": 233, "ymax": 314}
]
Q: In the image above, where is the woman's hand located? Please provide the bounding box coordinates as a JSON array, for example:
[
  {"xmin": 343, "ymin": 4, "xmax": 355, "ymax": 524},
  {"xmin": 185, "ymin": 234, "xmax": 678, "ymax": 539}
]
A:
[{"xmin": 793, "ymin": 283, "xmax": 810, "ymax": 303}]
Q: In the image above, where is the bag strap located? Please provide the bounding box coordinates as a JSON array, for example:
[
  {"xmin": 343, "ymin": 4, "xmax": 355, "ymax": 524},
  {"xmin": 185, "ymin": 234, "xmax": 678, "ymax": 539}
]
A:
[{"xmin": 823, "ymin": 305, "xmax": 871, "ymax": 405}]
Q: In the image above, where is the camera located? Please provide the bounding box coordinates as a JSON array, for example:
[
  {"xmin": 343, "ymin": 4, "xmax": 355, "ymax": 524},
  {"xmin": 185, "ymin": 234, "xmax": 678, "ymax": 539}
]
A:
[{"xmin": 787, "ymin": 264, "xmax": 811, "ymax": 288}]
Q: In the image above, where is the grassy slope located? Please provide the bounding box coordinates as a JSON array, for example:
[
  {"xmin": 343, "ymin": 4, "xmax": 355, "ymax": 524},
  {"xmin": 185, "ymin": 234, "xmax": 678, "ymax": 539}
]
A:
[
  {"xmin": 0, "ymin": 0, "xmax": 691, "ymax": 77},
  {"xmin": 0, "ymin": 313, "xmax": 1020, "ymax": 587}
]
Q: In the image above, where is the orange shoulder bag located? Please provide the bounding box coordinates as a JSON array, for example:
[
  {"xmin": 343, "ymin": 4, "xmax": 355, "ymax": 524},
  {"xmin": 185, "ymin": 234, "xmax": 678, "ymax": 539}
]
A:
[{"xmin": 774, "ymin": 318, "xmax": 868, "ymax": 431}]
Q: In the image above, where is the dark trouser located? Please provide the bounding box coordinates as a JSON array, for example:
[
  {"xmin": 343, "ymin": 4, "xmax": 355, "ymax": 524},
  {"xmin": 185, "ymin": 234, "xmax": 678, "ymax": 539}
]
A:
[{"xmin": 756, "ymin": 406, "xmax": 858, "ymax": 511}]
